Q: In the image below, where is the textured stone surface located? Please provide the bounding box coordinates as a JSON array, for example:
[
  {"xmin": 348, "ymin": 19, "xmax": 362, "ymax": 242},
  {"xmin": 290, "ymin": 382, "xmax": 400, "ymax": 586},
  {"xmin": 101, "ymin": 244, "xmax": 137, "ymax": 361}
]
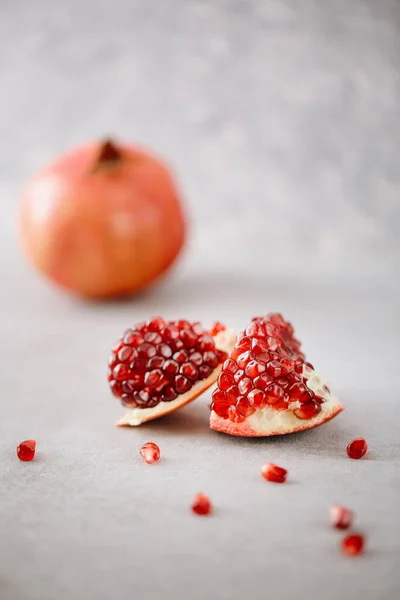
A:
[{"xmin": 0, "ymin": 1, "xmax": 399, "ymax": 599}]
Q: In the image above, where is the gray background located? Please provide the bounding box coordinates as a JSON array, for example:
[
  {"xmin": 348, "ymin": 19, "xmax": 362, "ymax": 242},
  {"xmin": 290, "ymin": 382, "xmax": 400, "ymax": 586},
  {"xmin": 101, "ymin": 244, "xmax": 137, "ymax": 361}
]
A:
[{"xmin": 0, "ymin": 1, "xmax": 399, "ymax": 599}]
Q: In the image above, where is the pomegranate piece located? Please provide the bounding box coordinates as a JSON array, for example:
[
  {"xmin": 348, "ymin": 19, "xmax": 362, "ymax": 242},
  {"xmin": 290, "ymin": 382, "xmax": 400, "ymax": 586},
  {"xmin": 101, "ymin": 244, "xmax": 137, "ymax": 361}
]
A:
[
  {"xmin": 261, "ymin": 462, "xmax": 287, "ymax": 483},
  {"xmin": 16, "ymin": 440, "xmax": 36, "ymax": 462},
  {"xmin": 346, "ymin": 438, "xmax": 368, "ymax": 460},
  {"xmin": 192, "ymin": 493, "xmax": 212, "ymax": 515},
  {"xmin": 114, "ymin": 318, "xmax": 236, "ymax": 426},
  {"xmin": 210, "ymin": 313, "xmax": 343, "ymax": 437},
  {"xmin": 330, "ymin": 505, "xmax": 354, "ymax": 529},
  {"xmin": 140, "ymin": 442, "xmax": 160, "ymax": 464},
  {"xmin": 341, "ymin": 533, "xmax": 365, "ymax": 556}
]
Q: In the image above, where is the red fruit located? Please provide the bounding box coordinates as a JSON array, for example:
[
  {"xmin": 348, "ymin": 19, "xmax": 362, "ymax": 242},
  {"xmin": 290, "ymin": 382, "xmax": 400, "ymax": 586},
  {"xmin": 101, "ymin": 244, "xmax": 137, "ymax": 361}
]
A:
[
  {"xmin": 330, "ymin": 505, "xmax": 354, "ymax": 530},
  {"xmin": 17, "ymin": 440, "xmax": 36, "ymax": 462},
  {"xmin": 192, "ymin": 493, "xmax": 212, "ymax": 516},
  {"xmin": 261, "ymin": 463, "xmax": 287, "ymax": 483},
  {"xmin": 341, "ymin": 534, "xmax": 365, "ymax": 556},
  {"xmin": 113, "ymin": 318, "xmax": 236, "ymax": 426},
  {"xmin": 140, "ymin": 442, "xmax": 160, "ymax": 464},
  {"xmin": 346, "ymin": 438, "xmax": 368, "ymax": 460},
  {"xmin": 19, "ymin": 139, "xmax": 186, "ymax": 298},
  {"xmin": 210, "ymin": 313, "xmax": 343, "ymax": 437}
]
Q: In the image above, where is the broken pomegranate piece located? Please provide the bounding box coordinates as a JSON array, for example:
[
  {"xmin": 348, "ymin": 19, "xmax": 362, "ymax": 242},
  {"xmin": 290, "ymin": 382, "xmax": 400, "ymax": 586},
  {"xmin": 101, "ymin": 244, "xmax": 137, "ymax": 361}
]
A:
[
  {"xmin": 210, "ymin": 313, "xmax": 343, "ymax": 436},
  {"xmin": 110, "ymin": 317, "xmax": 236, "ymax": 426},
  {"xmin": 346, "ymin": 438, "xmax": 368, "ymax": 460},
  {"xmin": 192, "ymin": 493, "xmax": 212, "ymax": 515},
  {"xmin": 16, "ymin": 440, "xmax": 36, "ymax": 462},
  {"xmin": 341, "ymin": 533, "xmax": 365, "ymax": 556}
]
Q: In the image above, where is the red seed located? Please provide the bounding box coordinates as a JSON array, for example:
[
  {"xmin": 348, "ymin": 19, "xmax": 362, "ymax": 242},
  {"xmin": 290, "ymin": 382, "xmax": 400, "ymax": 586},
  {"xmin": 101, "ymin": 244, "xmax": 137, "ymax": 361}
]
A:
[
  {"xmin": 238, "ymin": 377, "xmax": 253, "ymax": 395},
  {"xmin": 228, "ymin": 405, "xmax": 246, "ymax": 423},
  {"xmin": 192, "ymin": 492, "xmax": 212, "ymax": 515},
  {"xmin": 330, "ymin": 505, "xmax": 354, "ymax": 530},
  {"xmin": 17, "ymin": 440, "xmax": 36, "ymax": 462},
  {"xmin": 180, "ymin": 362, "xmax": 199, "ymax": 381},
  {"xmin": 245, "ymin": 360, "xmax": 266, "ymax": 378},
  {"xmin": 223, "ymin": 358, "xmax": 238, "ymax": 375},
  {"xmin": 140, "ymin": 442, "xmax": 160, "ymax": 464},
  {"xmin": 218, "ymin": 372, "xmax": 234, "ymax": 391},
  {"xmin": 347, "ymin": 438, "xmax": 368, "ymax": 460},
  {"xmin": 209, "ymin": 321, "xmax": 226, "ymax": 336},
  {"xmin": 341, "ymin": 533, "xmax": 365, "ymax": 556},
  {"xmin": 293, "ymin": 400, "xmax": 321, "ymax": 420},
  {"xmin": 175, "ymin": 375, "xmax": 192, "ymax": 394},
  {"xmin": 261, "ymin": 462, "xmax": 287, "ymax": 483}
]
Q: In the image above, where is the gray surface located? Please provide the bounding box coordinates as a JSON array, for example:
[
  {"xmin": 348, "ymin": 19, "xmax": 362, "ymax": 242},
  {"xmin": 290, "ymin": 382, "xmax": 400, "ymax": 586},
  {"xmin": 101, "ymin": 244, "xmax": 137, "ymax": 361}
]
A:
[{"xmin": 1, "ymin": 1, "xmax": 400, "ymax": 600}]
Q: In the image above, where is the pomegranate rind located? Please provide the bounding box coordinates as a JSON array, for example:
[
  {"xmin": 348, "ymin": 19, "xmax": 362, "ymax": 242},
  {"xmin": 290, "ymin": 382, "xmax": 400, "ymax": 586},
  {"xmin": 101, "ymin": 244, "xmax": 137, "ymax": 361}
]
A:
[
  {"xmin": 116, "ymin": 328, "xmax": 236, "ymax": 426},
  {"xmin": 210, "ymin": 365, "xmax": 343, "ymax": 437}
]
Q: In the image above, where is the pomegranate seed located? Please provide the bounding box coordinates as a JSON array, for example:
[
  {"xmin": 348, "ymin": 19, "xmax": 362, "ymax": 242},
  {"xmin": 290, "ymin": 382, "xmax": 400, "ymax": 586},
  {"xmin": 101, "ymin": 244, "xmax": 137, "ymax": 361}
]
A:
[
  {"xmin": 163, "ymin": 359, "xmax": 179, "ymax": 375},
  {"xmin": 254, "ymin": 373, "xmax": 273, "ymax": 390},
  {"xmin": 198, "ymin": 335, "xmax": 215, "ymax": 352},
  {"xmin": 246, "ymin": 322, "xmax": 266, "ymax": 338},
  {"xmin": 198, "ymin": 364, "xmax": 213, "ymax": 379},
  {"xmin": 123, "ymin": 331, "xmax": 144, "ymax": 347},
  {"xmin": 266, "ymin": 360, "xmax": 282, "ymax": 377},
  {"xmin": 192, "ymin": 493, "xmax": 212, "ymax": 515},
  {"xmin": 163, "ymin": 325, "xmax": 179, "ymax": 340},
  {"xmin": 247, "ymin": 389, "xmax": 266, "ymax": 408},
  {"xmin": 293, "ymin": 400, "xmax": 321, "ymax": 420},
  {"xmin": 147, "ymin": 356, "xmax": 165, "ymax": 370},
  {"xmin": 180, "ymin": 328, "xmax": 198, "ymax": 347},
  {"xmin": 113, "ymin": 363, "xmax": 132, "ymax": 381},
  {"xmin": 173, "ymin": 350, "xmax": 188, "ymax": 364},
  {"xmin": 289, "ymin": 382, "xmax": 310, "ymax": 403},
  {"xmin": 162, "ymin": 386, "xmax": 178, "ymax": 402},
  {"xmin": 235, "ymin": 336, "xmax": 252, "ymax": 352},
  {"xmin": 226, "ymin": 385, "xmax": 240, "ymax": 404},
  {"xmin": 117, "ymin": 346, "xmax": 136, "ymax": 363},
  {"xmin": 236, "ymin": 396, "xmax": 256, "ymax": 417},
  {"xmin": 245, "ymin": 360, "xmax": 265, "ymax": 378},
  {"xmin": 228, "ymin": 405, "xmax": 246, "ymax": 423},
  {"xmin": 16, "ymin": 440, "xmax": 36, "ymax": 462},
  {"xmin": 233, "ymin": 369, "xmax": 245, "ymax": 384},
  {"xmin": 330, "ymin": 505, "xmax": 354, "ymax": 530},
  {"xmin": 140, "ymin": 442, "xmax": 160, "ymax": 464},
  {"xmin": 203, "ymin": 351, "xmax": 219, "ymax": 368},
  {"xmin": 218, "ymin": 372, "xmax": 234, "ymax": 391},
  {"xmin": 180, "ymin": 362, "xmax": 198, "ymax": 381},
  {"xmin": 210, "ymin": 321, "xmax": 226, "ymax": 336},
  {"xmin": 190, "ymin": 352, "xmax": 203, "ymax": 366},
  {"xmin": 144, "ymin": 332, "xmax": 162, "ymax": 345},
  {"xmin": 147, "ymin": 317, "xmax": 166, "ymax": 332},
  {"xmin": 175, "ymin": 375, "xmax": 191, "ymax": 394},
  {"xmin": 261, "ymin": 463, "xmax": 287, "ymax": 483},
  {"xmin": 341, "ymin": 533, "xmax": 365, "ymax": 556},
  {"xmin": 158, "ymin": 344, "xmax": 173, "ymax": 358},
  {"xmin": 223, "ymin": 358, "xmax": 238, "ymax": 375},
  {"xmin": 144, "ymin": 369, "xmax": 163, "ymax": 388},
  {"xmin": 237, "ymin": 351, "xmax": 252, "ymax": 369},
  {"xmin": 238, "ymin": 377, "xmax": 253, "ymax": 395},
  {"xmin": 137, "ymin": 343, "xmax": 157, "ymax": 359},
  {"xmin": 346, "ymin": 438, "xmax": 368, "ymax": 460}
]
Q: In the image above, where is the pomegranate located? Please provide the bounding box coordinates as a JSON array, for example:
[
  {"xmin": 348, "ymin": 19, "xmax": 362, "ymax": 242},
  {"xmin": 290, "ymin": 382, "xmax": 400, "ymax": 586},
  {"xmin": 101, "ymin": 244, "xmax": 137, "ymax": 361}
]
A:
[
  {"xmin": 16, "ymin": 440, "xmax": 36, "ymax": 461},
  {"xmin": 19, "ymin": 139, "xmax": 186, "ymax": 298},
  {"xmin": 210, "ymin": 313, "xmax": 343, "ymax": 436},
  {"xmin": 110, "ymin": 317, "xmax": 236, "ymax": 426}
]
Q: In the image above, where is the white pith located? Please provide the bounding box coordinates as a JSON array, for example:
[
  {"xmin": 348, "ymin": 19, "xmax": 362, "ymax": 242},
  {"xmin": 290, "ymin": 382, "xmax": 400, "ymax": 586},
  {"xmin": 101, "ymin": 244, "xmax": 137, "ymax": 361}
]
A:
[
  {"xmin": 116, "ymin": 328, "xmax": 236, "ymax": 426},
  {"xmin": 210, "ymin": 364, "xmax": 342, "ymax": 436}
]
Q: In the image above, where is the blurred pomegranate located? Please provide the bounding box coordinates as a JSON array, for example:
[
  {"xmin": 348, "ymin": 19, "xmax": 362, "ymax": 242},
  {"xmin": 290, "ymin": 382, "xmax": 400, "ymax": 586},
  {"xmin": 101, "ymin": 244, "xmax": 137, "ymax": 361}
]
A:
[{"xmin": 19, "ymin": 139, "xmax": 186, "ymax": 298}]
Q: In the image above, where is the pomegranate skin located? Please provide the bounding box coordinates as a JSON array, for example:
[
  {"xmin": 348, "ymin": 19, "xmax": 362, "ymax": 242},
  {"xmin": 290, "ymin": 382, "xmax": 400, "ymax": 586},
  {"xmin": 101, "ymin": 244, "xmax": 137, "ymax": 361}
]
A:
[{"xmin": 19, "ymin": 139, "xmax": 186, "ymax": 298}]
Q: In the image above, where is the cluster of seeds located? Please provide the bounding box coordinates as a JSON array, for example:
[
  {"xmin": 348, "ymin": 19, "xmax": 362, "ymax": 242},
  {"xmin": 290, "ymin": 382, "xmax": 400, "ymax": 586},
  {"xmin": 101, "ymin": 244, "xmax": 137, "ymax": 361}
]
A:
[
  {"xmin": 108, "ymin": 317, "xmax": 227, "ymax": 409},
  {"xmin": 212, "ymin": 313, "xmax": 324, "ymax": 423}
]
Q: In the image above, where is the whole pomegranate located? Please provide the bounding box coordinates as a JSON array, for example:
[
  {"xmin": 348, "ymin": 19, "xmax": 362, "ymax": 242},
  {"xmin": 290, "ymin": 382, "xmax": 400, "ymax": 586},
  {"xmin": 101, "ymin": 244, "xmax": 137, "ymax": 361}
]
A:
[{"xmin": 19, "ymin": 139, "xmax": 186, "ymax": 298}]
